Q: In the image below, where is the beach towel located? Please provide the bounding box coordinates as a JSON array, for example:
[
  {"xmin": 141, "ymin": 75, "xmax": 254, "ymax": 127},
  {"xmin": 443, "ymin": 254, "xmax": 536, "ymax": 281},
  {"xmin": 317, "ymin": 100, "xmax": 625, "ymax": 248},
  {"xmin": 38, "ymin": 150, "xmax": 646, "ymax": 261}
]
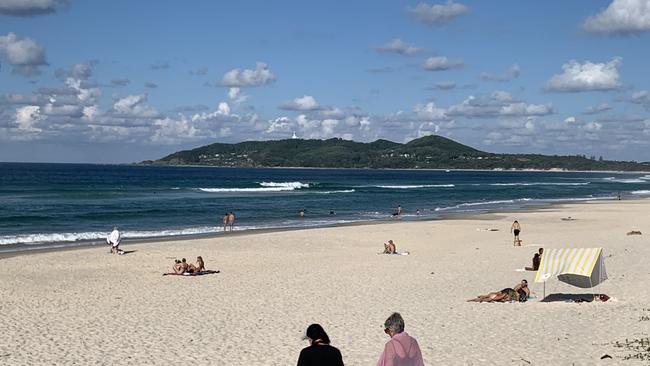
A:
[{"xmin": 162, "ymin": 270, "xmax": 220, "ymax": 276}]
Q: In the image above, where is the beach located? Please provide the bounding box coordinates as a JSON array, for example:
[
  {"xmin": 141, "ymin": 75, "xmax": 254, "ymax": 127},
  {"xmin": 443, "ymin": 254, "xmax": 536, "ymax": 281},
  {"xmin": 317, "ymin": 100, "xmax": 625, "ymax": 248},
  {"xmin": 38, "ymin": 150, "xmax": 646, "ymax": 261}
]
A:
[{"xmin": 1, "ymin": 198, "xmax": 649, "ymax": 365}]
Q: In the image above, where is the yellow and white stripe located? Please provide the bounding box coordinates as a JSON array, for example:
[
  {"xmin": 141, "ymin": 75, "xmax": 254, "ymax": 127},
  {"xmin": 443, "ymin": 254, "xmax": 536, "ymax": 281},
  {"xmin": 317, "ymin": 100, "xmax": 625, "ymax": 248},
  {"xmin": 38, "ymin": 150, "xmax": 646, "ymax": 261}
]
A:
[{"xmin": 535, "ymin": 247, "xmax": 602, "ymax": 283}]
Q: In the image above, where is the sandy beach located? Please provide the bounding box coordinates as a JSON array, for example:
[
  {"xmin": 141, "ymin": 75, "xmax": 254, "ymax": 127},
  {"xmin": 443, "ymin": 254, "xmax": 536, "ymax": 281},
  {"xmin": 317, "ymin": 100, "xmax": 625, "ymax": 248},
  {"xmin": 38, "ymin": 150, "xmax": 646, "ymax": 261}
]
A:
[{"xmin": 1, "ymin": 199, "xmax": 649, "ymax": 365}]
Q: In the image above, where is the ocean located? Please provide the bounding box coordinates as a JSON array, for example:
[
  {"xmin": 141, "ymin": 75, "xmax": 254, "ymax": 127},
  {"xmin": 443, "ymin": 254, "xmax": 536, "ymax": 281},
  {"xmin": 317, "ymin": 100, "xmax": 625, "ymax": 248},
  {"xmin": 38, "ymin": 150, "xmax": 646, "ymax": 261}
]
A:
[{"xmin": 1, "ymin": 162, "xmax": 649, "ymax": 252}]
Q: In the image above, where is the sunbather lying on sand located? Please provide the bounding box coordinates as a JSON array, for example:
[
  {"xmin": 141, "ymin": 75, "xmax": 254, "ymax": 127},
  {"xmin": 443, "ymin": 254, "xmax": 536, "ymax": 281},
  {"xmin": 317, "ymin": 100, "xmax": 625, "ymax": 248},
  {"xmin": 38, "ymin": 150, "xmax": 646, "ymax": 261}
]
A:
[
  {"xmin": 186, "ymin": 256, "xmax": 205, "ymax": 274},
  {"xmin": 173, "ymin": 258, "xmax": 189, "ymax": 274},
  {"xmin": 468, "ymin": 280, "xmax": 529, "ymax": 303}
]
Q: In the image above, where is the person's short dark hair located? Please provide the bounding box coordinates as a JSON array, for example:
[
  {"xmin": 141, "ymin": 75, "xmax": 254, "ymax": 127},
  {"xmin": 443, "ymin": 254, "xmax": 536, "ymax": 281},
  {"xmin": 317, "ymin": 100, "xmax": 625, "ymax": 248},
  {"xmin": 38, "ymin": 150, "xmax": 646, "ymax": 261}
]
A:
[
  {"xmin": 181, "ymin": 258, "xmax": 186, "ymax": 263},
  {"xmin": 539, "ymin": 248, "xmax": 544, "ymax": 254},
  {"xmin": 305, "ymin": 324, "xmax": 330, "ymax": 344},
  {"xmin": 384, "ymin": 312, "xmax": 405, "ymax": 334}
]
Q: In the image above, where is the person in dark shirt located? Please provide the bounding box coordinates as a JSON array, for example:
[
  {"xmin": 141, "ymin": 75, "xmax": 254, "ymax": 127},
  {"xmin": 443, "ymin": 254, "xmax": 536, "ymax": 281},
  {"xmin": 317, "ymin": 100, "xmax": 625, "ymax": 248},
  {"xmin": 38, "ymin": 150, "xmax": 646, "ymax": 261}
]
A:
[{"xmin": 297, "ymin": 323, "xmax": 344, "ymax": 366}]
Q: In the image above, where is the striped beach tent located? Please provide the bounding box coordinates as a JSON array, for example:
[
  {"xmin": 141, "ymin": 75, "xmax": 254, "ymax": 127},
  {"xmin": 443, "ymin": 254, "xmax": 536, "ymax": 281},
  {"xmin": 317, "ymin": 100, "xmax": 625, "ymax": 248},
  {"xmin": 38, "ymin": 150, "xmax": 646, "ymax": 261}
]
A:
[{"xmin": 535, "ymin": 247, "xmax": 607, "ymax": 288}]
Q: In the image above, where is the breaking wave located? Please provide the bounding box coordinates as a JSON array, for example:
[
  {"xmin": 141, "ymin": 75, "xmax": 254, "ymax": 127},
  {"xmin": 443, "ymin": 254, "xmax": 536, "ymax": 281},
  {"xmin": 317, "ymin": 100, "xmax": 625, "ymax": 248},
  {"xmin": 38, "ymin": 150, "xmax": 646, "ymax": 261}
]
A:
[
  {"xmin": 198, "ymin": 181, "xmax": 310, "ymax": 193},
  {"xmin": 375, "ymin": 184, "xmax": 455, "ymax": 189}
]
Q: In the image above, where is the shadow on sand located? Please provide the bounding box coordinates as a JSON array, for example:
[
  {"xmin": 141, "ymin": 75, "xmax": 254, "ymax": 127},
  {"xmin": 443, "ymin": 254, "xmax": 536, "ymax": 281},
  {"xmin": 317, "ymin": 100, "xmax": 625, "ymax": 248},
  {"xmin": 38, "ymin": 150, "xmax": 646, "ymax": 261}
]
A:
[{"xmin": 541, "ymin": 293, "xmax": 603, "ymax": 303}]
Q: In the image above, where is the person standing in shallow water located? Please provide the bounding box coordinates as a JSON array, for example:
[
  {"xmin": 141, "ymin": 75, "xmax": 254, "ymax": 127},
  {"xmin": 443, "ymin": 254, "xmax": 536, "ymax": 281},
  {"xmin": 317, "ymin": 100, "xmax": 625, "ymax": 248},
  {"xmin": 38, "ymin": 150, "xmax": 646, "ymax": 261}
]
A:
[
  {"xmin": 222, "ymin": 213, "xmax": 229, "ymax": 232},
  {"xmin": 228, "ymin": 211, "xmax": 235, "ymax": 231},
  {"xmin": 511, "ymin": 220, "xmax": 521, "ymax": 246}
]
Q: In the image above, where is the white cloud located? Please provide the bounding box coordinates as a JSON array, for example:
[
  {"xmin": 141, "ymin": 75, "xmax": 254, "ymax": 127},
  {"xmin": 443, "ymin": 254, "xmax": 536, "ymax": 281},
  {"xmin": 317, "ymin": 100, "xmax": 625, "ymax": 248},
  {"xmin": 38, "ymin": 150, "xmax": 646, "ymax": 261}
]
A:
[
  {"xmin": 631, "ymin": 90, "xmax": 650, "ymax": 110},
  {"xmin": 584, "ymin": 121, "xmax": 603, "ymax": 131},
  {"xmin": 0, "ymin": 32, "xmax": 48, "ymax": 76},
  {"xmin": 111, "ymin": 95, "xmax": 159, "ymax": 118},
  {"xmin": 0, "ymin": 0, "xmax": 67, "ymax": 17},
  {"xmin": 564, "ymin": 116, "xmax": 578, "ymax": 124},
  {"xmin": 434, "ymin": 81, "xmax": 457, "ymax": 90},
  {"xmin": 583, "ymin": 103, "xmax": 612, "ymax": 115},
  {"xmin": 582, "ymin": 0, "xmax": 650, "ymax": 35},
  {"xmin": 413, "ymin": 102, "xmax": 448, "ymax": 121},
  {"xmin": 227, "ymin": 87, "xmax": 249, "ymax": 104},
  {"xmin": 481, "ymin": 64, "xmax": 520, "ymax": 82},
  {"xmin": 280, "ymin": 95, "xmax": 320, "ymax": 111},
  {"xmin": 15, "ymin": 105, "xmax": 43, "ymax": 132},
  {"xmin": 545, "ymin": 58, "xmax": 624, "ymax": 92},
  {"xmin": 217, "ymin": 102, "xmax": 230, "ymax": 115},
  {"xmin": 447, "ymin": 91, "xmax": 552, "ymax": 118},
  {"xmin": 375, "ymin": 38, "xmax": 423, "ymax": 55},
  {"xmin": 222, "ymin": 62, "xmax": 275, "ymax": 87},
  {"xmin": 82, "ymin": 105, "xmax": 99, "ymax": 122},
  {"xmin": 65, "ymin": 78, "xmax": 100, "ymax": 105},
  {"xmin": 42, "ymin": 102, "xmax": 82, "ymax": 117},
  {"xmin": 265, "ymin": 116, "xmax": 292, "ymax": 134},
  {"xmin": 409, "ymin": 1, "xmax": 468, "ymax": 25},
  {"xmin": 423, "ymin": 56, "xmax": 464, "ymax": 71}
]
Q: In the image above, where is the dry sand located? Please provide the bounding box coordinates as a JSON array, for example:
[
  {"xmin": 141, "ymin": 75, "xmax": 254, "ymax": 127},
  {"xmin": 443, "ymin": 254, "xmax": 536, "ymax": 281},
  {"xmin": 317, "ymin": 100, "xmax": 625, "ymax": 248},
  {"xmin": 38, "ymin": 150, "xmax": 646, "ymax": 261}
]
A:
[{"xmin": 1, "ymin": 199, "xmax": 649, "ymax": 365}]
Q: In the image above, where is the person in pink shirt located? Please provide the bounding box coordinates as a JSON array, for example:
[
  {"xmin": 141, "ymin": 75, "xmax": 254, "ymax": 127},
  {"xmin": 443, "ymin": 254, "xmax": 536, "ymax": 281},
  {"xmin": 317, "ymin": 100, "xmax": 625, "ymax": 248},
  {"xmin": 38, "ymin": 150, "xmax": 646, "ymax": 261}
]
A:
[{"xmin": 377, "ymin": 312, "xmax": 424, "ymax": 366}]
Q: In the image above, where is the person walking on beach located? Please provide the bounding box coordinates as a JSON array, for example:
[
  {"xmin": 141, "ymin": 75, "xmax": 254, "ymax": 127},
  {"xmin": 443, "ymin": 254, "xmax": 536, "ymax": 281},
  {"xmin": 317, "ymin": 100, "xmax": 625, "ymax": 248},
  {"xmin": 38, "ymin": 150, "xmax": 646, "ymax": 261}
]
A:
[
  {"xmin": 222, "ymin": 213, "xmax": 229, "ymax": 232},
  {"xmin": 511, "ymin": 220, "xmax": 521, "ymax": 246},
  {"xmin": 228, "ymin": 211, "xmax": 235, "ymax": 231},
  {"xmin": 377, "ymin": 312, "xmax": 424, "ymax": 366},
  {"xmin": 297, "ymin": 323, "xmax": 344, "ymax": 366}
]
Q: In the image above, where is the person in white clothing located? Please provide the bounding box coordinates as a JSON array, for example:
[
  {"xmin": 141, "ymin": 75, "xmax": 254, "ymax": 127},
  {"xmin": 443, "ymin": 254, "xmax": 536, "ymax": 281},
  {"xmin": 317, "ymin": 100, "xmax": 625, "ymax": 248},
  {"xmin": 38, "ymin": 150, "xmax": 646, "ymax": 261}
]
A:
[{"xmin": 107, "ymin": 226, "xmax": 122, "ymax": 254}]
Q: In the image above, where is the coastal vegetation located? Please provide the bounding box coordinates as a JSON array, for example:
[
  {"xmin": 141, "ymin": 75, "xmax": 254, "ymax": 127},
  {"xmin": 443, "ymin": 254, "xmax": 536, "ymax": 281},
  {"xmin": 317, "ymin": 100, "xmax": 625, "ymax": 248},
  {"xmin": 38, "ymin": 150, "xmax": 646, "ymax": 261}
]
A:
[{"xmin": 146, "ymin": 135, "xmax": 650, "ymax": 171}]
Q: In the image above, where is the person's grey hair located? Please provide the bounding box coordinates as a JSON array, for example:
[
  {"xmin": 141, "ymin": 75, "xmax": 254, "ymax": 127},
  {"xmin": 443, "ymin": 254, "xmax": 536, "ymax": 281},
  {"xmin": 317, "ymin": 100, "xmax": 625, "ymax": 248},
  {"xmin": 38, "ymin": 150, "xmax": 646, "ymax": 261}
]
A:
[{"xmin": 384, "ymin": 312, "xmax": 405, "ymax": 334}]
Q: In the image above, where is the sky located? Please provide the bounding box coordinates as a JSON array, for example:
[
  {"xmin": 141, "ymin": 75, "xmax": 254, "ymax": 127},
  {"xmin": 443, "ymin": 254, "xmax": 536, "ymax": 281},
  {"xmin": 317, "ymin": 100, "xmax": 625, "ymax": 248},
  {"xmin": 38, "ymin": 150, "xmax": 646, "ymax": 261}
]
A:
[{"xmin": 1, "ymin": 0, "xmax": 650, "ymax": 163}]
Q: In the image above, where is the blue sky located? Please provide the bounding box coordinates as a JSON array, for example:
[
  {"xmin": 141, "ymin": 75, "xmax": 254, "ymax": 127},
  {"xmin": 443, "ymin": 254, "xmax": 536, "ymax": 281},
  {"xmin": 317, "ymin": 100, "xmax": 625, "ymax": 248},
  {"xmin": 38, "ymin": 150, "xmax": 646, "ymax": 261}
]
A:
[{"xmin": 1, "ymin": 0, "xmax": 650, "ymax": 163}]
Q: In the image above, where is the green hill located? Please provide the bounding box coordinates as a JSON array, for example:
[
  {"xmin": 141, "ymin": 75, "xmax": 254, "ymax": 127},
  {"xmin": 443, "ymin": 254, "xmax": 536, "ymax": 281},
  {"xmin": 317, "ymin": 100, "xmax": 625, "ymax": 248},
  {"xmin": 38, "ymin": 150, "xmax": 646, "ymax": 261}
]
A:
[{"xmin": 144, "ymin": 135, "xmax": 650, "ymax": 171}]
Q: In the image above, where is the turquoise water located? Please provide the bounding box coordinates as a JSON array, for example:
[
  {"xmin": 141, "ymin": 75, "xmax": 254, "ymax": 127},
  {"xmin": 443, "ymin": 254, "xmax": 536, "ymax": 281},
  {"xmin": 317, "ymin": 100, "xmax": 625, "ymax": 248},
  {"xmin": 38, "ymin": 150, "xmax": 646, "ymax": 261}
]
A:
[{"xmin": 1, "ymin": 163, "xmax": 649, "ymax": 252}]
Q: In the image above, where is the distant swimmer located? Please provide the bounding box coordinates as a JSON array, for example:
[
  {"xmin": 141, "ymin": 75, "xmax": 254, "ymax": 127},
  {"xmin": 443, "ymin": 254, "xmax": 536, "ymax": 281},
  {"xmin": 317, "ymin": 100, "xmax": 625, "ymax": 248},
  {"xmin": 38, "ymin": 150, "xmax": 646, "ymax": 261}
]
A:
[
  {"xmin": 329, "ymin": 210, "xmax": 335, "ymax": 215},
  {"xmin": 228, "ymin": 211, "xmax": 236, "ymax": 231},
  {"xmin": 392, "ymin": 205, "xmax": 402, "ymax": 217},
  {"xmin": 299, "ymin": 209, "xmax": 306, "ymax": 217}
]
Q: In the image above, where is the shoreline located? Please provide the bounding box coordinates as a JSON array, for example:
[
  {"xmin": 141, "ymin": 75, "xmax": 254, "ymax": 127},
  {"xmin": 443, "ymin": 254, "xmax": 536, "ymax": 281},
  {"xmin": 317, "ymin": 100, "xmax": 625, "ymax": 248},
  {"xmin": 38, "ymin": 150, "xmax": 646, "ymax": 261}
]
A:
[{"xmin": 0, "ymin": 196, "xmax": 627, "ymax": 260}]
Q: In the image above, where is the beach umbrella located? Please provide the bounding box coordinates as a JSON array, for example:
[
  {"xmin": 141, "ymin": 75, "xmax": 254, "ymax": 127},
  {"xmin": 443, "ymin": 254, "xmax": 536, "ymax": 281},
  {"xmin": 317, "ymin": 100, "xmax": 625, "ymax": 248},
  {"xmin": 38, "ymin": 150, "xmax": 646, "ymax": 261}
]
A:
[{"xmin": 535, "ymin": 248, "xmax": 607, "ymax": 292}]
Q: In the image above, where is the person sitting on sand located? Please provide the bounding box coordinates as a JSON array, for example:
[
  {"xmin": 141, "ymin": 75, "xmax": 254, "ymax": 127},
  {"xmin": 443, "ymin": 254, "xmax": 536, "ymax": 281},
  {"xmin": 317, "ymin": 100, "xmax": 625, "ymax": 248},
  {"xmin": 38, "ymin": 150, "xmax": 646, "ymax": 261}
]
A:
[
  {"xmin": 186, "ymin": 256, "xmax": 205, "ymax": 274},
  {"xmin": 383, "ymin": 240, "xmax": 397, "ymax": 254},
  {"xmin": 173, "ymin": 258, "xmax": 189, "ymax": 274},
  {"xmin": 525, "ymin": 249, "xmax": 543, "ymax": 271},
  {"xmin": 467, "ymin": 280, "xmax": 529, "ymax": 303},
  {"xmin": 297, "ymin": 323, "xmax": 344, "ymax": 366}
]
